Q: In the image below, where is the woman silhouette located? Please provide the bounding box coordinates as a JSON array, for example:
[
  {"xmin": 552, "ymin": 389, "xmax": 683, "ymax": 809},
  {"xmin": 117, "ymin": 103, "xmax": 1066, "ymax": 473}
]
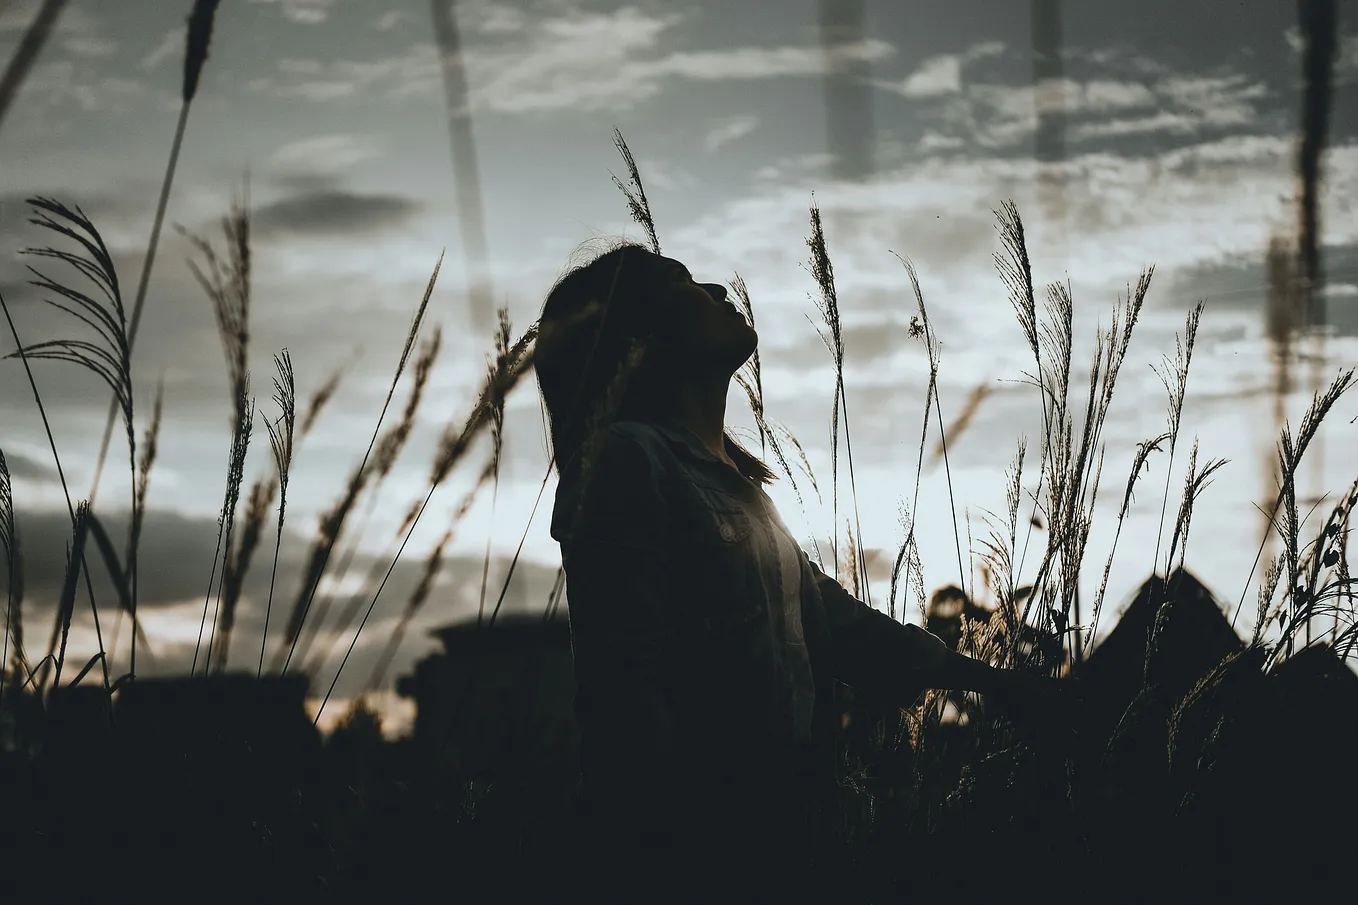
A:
[{"xmin": 534, "ymin": 241, "xmax": 1054, "ymax": 903}]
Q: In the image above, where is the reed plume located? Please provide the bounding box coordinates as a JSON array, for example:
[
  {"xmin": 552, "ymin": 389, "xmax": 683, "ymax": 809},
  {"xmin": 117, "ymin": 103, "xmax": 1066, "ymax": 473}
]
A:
[
  {"xmin": 275, "ymin": 253, "xmax": 442, "ymax": 674},
  {"xmin": 477, "ymin": 313, "xmax": 512, "ymax": 627},
  {"xmin": 50, "ymin": 501, "xmax": 91, "ymax": 692},
  {"xmin": 0, "ymin": 450, "xmax": 26, "ymax": 694},
  {"xmin": 807, "ymin": 200, "xmax": 874, "ymax": 604},
  {"xmin": 105, "ymin": 378, "xmax": 162, "ymax": 685},
  {"xmin": 300, "ymin": 356, "xmax": 349, "ymax": 440},
  {"xmin": 194, "ymin": 381, "xmax": 253, "ymax": 675},
  {"xmin": 313, "ymin": 321, "xmax": 540, "ymax": 722},
  {"xmin": 258, "ymin": 350, "xmax": 295, "ymax": 678},
  {"xmin": 12, "ymin": 197, "xmax": 136, "ymax": 682},
  {"xmin": 297, "ymin": 327, "xmax": 441, "ymax": 672},
  {"xmin": 611, "ymin": 129, "xmax": 660, "ymax": 254}
]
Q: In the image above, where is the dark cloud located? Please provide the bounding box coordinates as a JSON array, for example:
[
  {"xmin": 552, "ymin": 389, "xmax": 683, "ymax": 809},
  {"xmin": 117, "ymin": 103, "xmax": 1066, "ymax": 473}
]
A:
[
  {"xmin": 1162, "ymin": 241, "xmax": 1358, "ymax": 336},
  {"xmin": 0, "ymin": 503, "xmax": 562, "ymax": 697},
  {"xmin": 253, "ymin": 190, "xmax": 423, "ymax": 238},
  {"xmin": 0, "ymin": 448, "xmax": 55, "ymax": 481}
]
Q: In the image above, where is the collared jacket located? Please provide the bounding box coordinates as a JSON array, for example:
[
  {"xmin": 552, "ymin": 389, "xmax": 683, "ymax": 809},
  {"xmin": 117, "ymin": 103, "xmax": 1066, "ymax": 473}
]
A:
[{"xmin": 549, "ymin": 419, "xmax": 949, "ymax": 894}]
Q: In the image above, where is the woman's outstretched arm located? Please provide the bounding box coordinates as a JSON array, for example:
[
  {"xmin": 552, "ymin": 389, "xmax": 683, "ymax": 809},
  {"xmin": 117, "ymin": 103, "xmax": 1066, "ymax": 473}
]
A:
[{"xmin": 808, "ymin": 558, "xmax": 1020, "ymax": 703}]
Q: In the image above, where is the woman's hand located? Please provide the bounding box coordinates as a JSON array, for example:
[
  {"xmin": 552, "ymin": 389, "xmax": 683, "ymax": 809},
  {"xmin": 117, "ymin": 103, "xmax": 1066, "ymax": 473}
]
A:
[{"xmin": 990, "ymin": 669, "xmax": 1085, "ymax": 748}]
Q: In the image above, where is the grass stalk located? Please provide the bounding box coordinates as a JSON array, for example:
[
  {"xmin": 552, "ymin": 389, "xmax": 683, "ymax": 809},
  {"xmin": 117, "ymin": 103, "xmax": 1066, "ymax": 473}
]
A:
[
  {"xmin": 86, "ymin": 0, "xmax": 222, "ymax": 511},
  {"xmin": 276, "ymin": 253, "xmax": 442, "ymax": 675},
  {"xmin": 259, "ymin": 350, "xmax": 295, "ymax": 678}
]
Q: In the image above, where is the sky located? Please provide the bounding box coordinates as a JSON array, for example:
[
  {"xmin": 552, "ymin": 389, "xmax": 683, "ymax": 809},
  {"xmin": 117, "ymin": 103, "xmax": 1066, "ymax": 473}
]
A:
[{"xmin": 1, "ymin": 0, "xmax": 1356, "ymax": 733}]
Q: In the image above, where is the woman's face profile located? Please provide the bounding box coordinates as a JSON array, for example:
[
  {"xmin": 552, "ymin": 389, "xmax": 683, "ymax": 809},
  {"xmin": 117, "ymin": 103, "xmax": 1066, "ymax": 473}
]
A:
[{"xmin": 646, "ymin": 252, "xmax": 758, "ymax": 375}]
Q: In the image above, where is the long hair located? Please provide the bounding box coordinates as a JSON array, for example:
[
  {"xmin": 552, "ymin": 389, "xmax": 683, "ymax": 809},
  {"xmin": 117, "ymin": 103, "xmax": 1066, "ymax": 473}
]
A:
[{"xmin": 534, "ymin": 240, "xmax": 774, "ymax": 485}]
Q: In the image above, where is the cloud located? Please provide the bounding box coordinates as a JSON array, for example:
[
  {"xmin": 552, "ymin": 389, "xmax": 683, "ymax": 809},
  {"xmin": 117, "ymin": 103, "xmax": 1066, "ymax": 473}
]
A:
[
  {"xmin": 986, "ymin": 72, "xmax": 1265, "ymax": 148},
  {"xmin": 249, "ymin": 7, "xmax": 895, "ymax": 115},
  {"xmin": 0, "ymin": 449, "xmax": 55, "ymax": 481},
  {"xmin": 373, "ymin": 9, "xmax": 412, "ymax": 32},
  {"xmin": 247, "ymin": 0, "xmax": 342, "ymax": 26},
  {"xmin": 873, "ymin": 40, "xmax": 1005, "ymax": 98},
  {"xmin": 704, "ymin": 115, "xmax": 759, "ymax": 153},
  {"xmin": 140, "ymin": 28, "xmax": 183, "ymax": 72},
  {"xmin": 61, "ymin": 37, "xmax": 118, "ymax": 59},
  {"xmin": 1, "ymin": 503, "xmax": 564, "ymax": 697},
  {"xmin": 253, "ymin": 189, "xmax": 424, "ymax": 237},
  {"xmin": 9, "ymin": 59, "xmax": 153, "ymax": 115},
  {"xmin": 266, "ymin": 134, "xmax": 385, "ymax": 189}
]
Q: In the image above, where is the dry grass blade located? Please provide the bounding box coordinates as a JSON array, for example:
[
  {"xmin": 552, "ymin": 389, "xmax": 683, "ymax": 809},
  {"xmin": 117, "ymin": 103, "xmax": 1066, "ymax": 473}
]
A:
[
  {"xmin": 1233, "ymin": 369, "xmax": 1355, "ymax": 630},
  {"xmin": 611, "ymin": 129, "xmax": 660, "ymax": 254},
  {"xmin": 177, "ymin": 183, "xmax": 251, "ymax": 429},
  {"xmin": 734, "ymin": 372, "xmax": 802, "ymax": 505},
  {"xmin": 87, "ymin": 5, "xmax": 221, "ymax": 512},
  {"xmin": 299, "ymin": 356, "xmax": 348, "ymax": 440},
  {"xmin": 259, "ymin": 349, "xmax": 296, "ymax": 678},
  {"xmin": 182, "ymin": 0, "xmax": 224, "ymax": 105},
  {"xmin": 217, "ymin": 471, "xmax": 270, "ymax": 673},
  {"xmin": 0, "ymin": 0, "xmax": 70, "ymax": 134},
  {"xmin": 476, "ymin": 313, "xmax": 513, "ymax": 626},
  {"xmin": 180, "ymin": 185, "xmax": 255, "ymax": 675},
  {"xmin": 1166, "ymin": 440, "xmax": 1230, "ymax": 577},
  {"xmin": 13, "ymin": 197, "xmax": 133, "ymax": 679},
  {"xmin": 85, "ymin": 511, "xmax": 153, "ymax": 666},
  {"xmin": 891, "ymin": 251, "xmax": 967, "ymax": 605},
  {"xmin": 132, "ymin": 379, "xmax": 164, "ymax": 561},
  {"xmin": 50, "ymin": 501, "xmax": 90, "ymax": 692},
  {"xmin": 930, "ymin": 378, "xmax": 992, "ymax": 467},
  {"xmin": 191, "ymin": 380, "xmax": 253, "ymax": 676},
  {"xmin": 296, "ymin": 327, "xmax": 442, "ymax": 667},
  {"xmin": 276, "ymin": 254, "xmax": 443, "ymax": 674},
  {"xmin": 16, "ymin": 199, "xmax": 133, "ymax": 452},
  {"xmin": 204, "ymin": 384, "xmax": 254, "ymax": 673},
  {"xmin": 428, "ymin": 322, "xmax": 538, "ymax": 490},
  {"xmin": 0, "ymin": 450, "xmax": 26, "ymax": 693},
  {"xmin": 807, "ymin": 200, "xmax": 873, "ymax": 601}
]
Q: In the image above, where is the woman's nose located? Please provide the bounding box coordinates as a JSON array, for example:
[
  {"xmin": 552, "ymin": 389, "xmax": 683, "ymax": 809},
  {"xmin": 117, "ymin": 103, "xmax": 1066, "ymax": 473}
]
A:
[{"xmin": 703, "ymin": 283, "xmax": 727, "ymax": 303}]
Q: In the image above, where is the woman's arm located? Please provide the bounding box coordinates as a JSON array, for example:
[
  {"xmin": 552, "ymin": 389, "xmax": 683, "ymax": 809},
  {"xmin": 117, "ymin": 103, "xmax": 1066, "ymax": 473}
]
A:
[
  {"xmin": 809, "ymin": 557, "xmax": 1030, "ymax": 702},
  {"xmin": 808, "ymin": 557, "xmax": 952, "ymax": 707}
]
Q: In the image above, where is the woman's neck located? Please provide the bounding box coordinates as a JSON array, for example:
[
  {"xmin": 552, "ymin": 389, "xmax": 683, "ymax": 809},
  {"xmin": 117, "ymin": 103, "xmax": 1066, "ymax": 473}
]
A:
[{"xmin": 655, "ymin": 375, "xmax": 732, "ymax": 464}]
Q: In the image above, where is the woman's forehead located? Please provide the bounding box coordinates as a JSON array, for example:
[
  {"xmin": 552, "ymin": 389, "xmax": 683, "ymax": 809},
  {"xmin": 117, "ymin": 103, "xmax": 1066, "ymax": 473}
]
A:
[{"xmin": 652, "ymin": 254, "xmax": 687, "ymax": 273}]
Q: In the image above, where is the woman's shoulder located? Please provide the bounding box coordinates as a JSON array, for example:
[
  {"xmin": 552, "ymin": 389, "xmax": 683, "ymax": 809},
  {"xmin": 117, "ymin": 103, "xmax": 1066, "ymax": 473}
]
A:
[{"xmin": 550, "ymin": 421, "xmax": 677, "ymax": 546}]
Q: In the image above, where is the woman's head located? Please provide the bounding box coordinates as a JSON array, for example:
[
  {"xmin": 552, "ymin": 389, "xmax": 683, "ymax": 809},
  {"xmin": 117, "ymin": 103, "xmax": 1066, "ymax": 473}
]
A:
[{"xmin": 534, "ymin": 240, "xmax": 772, "ymax": 483}]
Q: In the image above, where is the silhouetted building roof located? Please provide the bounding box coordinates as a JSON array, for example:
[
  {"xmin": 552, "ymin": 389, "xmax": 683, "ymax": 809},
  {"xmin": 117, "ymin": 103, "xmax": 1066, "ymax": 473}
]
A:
[
  {"xmin": 1077, "ymin": 569, "xmax": 1243, "ymax": 707},
  {"xmin": 396, "ymin": 613, "xmax": 578, "ymax": 787}
]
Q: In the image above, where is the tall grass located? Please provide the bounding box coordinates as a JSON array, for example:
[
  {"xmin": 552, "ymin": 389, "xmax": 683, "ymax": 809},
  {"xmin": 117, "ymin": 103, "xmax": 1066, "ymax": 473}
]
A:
[
  {"xmin": 256, "ymin": 350, "xmax": 297, "ymax": 677},
  {"xmin": 313, "ymin": 316, "xmax": 539, "ymax": 722},
  {"xmin": 9, "ymin": 198, "xmax": 146, "ymax": 685},
  {"xmin": 86, "ymin": 0, "xmax": 222, "ymax": 512},
  {"xmin": 177, "ymin": 188, "xmax": 255, "ymax": 676},
  {"xmin": 807, "ymin": 201, "xmax": 873, "ymax": 601},
  {"xmin": 296, "ymin": 327, "xmax": 442, "ymax": 672},
  {"xmin": 274, "ymin": 252, "xmax": 442, "ymax": 676}
]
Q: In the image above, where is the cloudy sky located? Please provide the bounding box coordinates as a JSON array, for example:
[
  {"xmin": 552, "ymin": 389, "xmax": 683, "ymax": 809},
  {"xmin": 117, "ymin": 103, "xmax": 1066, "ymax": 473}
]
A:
[{"xmin": 2, "ymin": 0, "xmax": 1356, "ymax": 731}]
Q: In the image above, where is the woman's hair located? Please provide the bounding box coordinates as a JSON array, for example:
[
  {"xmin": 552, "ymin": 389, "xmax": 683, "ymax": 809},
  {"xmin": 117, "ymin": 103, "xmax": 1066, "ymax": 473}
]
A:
[{"xmin": 534, "ymin": 239, "xmax": 774, "ymax": 485}]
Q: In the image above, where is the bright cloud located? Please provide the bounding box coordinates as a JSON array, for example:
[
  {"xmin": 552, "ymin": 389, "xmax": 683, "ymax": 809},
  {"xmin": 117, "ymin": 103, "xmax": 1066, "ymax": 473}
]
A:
[{"xmin": 248, "ymin": 7, "xmax": 895, "ymax": 114}]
